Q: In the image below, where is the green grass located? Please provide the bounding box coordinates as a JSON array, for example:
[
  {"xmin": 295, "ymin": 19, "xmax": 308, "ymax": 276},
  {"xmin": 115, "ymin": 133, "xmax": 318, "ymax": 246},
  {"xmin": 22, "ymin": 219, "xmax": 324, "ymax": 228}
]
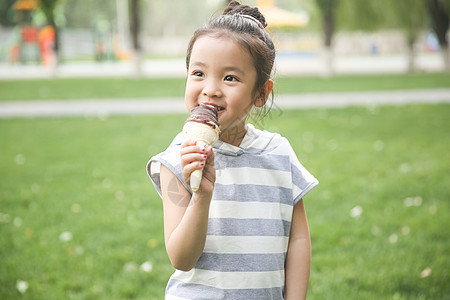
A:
[
  {"xmin": 0, "ymin": 72, "xmax": 449, "ymax": 101},
  {"xmin": 1, "ymin": 104, "xmax": 449, "ymax": 299},
  {"xmin": 0, "ymin": 77, "xmax": 188, "ymax": 101}
]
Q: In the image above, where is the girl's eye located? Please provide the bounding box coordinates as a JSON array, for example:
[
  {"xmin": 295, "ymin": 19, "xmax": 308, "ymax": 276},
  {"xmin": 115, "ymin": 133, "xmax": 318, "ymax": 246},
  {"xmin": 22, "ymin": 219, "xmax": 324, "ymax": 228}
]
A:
[
  {"xmin": 224, "ymin": 75, "xmax": 238, "ymax": 82},
  {"xmin": 193, "ymin": 71, "xmax": 204, "ymax": 77}
]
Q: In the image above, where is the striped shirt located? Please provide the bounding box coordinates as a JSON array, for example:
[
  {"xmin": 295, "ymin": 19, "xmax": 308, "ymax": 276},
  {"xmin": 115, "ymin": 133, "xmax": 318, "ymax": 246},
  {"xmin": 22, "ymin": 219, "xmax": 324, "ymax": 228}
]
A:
[{"xmin": 147, "ymin": 124, "xmax": 318, "ymax": 299}]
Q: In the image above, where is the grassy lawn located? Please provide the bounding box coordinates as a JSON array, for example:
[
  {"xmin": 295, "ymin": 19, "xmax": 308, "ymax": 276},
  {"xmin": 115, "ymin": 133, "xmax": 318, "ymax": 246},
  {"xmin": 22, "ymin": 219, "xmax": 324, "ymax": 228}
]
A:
[
  {"xmin": 0, "ymin": 72, "xmax": 449, "ymax": 101},
  {"xmin": 1, "ymin": 103, "xmax": 449, "ymax": 299}
]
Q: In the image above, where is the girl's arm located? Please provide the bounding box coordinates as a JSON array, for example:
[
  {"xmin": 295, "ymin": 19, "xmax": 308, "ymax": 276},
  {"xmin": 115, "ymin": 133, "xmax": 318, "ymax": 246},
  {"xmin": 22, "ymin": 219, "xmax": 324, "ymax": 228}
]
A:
[
  {"xmin": 160, "ymin": 140, "xmax": 215, "ymax": 271},
  {"xmin": 285, "ymin": 199, "xmax": 311, "ymax": 300}
]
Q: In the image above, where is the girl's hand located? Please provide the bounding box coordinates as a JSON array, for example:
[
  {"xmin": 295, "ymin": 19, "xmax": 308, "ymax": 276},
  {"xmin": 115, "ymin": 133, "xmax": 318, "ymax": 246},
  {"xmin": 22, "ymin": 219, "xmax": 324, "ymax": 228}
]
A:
[{"xmin": 180, "ymin": 139, "xmax": 215, "ymax": 197}]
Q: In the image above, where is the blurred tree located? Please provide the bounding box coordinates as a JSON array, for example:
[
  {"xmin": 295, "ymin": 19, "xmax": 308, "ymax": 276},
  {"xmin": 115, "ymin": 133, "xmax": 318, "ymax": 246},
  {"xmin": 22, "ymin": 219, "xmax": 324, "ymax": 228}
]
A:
[
  {"xmin": 143, "ymin": 0, "xmax": 221, "ymax": 36},
  {"xmin": 391, "ymin": 0, "xmax": 426, "ymax": 71},
  {"xmin": 337, "ymin": 0, "xmax": 427, "ymax": 72},
  {"xmin": 130, "ymin": 0, "xmax": 142, "ymax": 77},
  {"xmin": 39, "ymin": 0, "xmax": 64, "ymax": 66},
  {"xmin": 337, "ymin": 0, "xmax": 385, "ymax": 31},
  {"xmin": 314, "ymin": 0, "xmax": 339, "ymax": 77},
  {"xmin": 130, "ymin": 0, "xmax": 140, "ymax": 52},
  {"xmin": 426, "ymin": 0, "xmax": 449, "ymax": 70},
  {"xmin": 0, "ymin": 0, "xmax": 17, "ymax": 26},
  {"xmin": 63, "ymin": 0, "xmax": 116, "ymax": 29}
]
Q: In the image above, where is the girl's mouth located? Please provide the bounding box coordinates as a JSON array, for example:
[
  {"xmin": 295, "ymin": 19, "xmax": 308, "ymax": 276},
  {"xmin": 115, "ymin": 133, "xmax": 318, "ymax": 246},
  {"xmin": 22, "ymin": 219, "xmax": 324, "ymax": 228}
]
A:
[{"xmin": 203, "ymin": 103, "xmax": 225, "ymax": 113}]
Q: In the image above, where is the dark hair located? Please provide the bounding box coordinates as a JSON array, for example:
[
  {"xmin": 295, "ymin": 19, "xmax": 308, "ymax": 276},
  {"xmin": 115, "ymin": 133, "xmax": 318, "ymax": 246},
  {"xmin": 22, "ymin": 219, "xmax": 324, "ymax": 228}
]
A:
[{"xmin": 186, "ymin": 1, "xmax": 276, "ymax": 120}]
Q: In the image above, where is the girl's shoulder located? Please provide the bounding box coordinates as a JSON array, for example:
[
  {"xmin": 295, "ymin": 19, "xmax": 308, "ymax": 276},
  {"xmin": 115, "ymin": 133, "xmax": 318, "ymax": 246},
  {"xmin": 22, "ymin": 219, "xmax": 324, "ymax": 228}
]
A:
[{"xmin": 245, "ymin": 124, "xmax": 292, "ymax": 154}]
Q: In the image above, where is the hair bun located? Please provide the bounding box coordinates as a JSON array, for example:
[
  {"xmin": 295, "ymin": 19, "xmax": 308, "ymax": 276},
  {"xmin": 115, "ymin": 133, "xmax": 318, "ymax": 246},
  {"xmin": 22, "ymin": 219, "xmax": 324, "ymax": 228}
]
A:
[{"xmin": 223, "ymin": 1, "xmax": 268, "ymax": 28}]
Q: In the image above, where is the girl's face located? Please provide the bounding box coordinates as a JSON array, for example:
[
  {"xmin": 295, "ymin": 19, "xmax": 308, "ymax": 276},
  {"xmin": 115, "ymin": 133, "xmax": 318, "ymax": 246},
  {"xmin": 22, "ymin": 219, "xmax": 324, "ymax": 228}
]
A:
[{"xmin": 185, "ymin": 35, "xmax": 264, "ymax": 146}]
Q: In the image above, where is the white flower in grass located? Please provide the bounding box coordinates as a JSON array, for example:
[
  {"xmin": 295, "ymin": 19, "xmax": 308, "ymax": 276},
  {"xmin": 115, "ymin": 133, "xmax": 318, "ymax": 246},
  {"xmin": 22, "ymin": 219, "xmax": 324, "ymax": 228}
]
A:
[
  {"xmin": 0, "ymin": 213, "xmax": 11, "ymax": 223},
  {"xmin": 15, "ymin": 154, "xmax": 26, "ymax": 165},
  {"xmin": 371, "ymin": 225, "xmax": 381, "ymax": 236},
  {"xmin": 140, "ymin": 261, "xmax": 153, "ymax": 273},
  {"xmin": 404, "ymin": 196, "xmax": 423, "ymax": 207},
  {"xmin": 373, "ymin": 140, "xmax": 384, "ymax": 151},
  {"xmin": 71, "ymin": 203, "xmax": 82, "ymax": 213},
  {"xmin": 115, "ymin": 190, "xmax": 125, "ymax": 201},
  {"xmin": 401, "ymin": 226, "xmax": 410, "ymax": 236},
  {"xmin": 124, "ymin": 262, "xmax": 138, "ymax": 272},
  {"xmin": 389, "ymin": 234, "xmax": 398, "ymax": 244},
  {"xmin": 403, "ymin": 197, "xmax": 413, "ymax": 207},
  {"xmin": 399, "ymin": 163, "xmax": 411, "ymax": 173},
  {"xmin": 429, "ymin": 205, "xmax": 437, "ymax": 215},
  {"xmin": 413, "ymin": 196, "xmax": 423, "ymax": 206},
  {"xmin": 14, "ymin": 217, "xmax": 23, "ymax": 227},
  {"xmin": 350, "ymin": 205, "xmax": 363, "ymax": 218},
  {"xmin": 74, "ymin": 245, "xmax": 84, "ymax": 255},
  {"xmin": 16, "ymin": 280, "xmax": 28, "ymax": 294},
  {"xmin": 420, "ymin": 267, "xmax": 432, "ymax": 278},
  {"xmin": 59, "ymin": 231, "xmax": 73, "ymax": 242},
  {"xmin": 102, "ymin": 178, "xmax": 112, "ymax": 188}
]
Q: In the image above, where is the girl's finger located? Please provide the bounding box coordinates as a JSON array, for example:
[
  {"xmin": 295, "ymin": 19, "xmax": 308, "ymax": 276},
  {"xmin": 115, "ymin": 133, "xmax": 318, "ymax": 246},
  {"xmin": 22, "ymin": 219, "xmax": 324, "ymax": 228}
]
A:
[
  {"xmin": 181, "ymin": 139, "xmax": 196, "ymax": 147},
  {"xmin": 180, "ymin": 144, "xmax": 206, "ymax": 157},
  {"xmin": 181, "ymin": 153, "xmax": 207, "ymax": 166},
  {"xmin": 182, "ymin": 160, "xmax": 206, "ymax": 183}
]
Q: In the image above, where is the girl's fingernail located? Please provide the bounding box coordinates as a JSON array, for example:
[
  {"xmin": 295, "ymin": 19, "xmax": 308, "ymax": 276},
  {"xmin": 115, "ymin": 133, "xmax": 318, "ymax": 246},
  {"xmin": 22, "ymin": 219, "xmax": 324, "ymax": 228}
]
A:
[
  {"xmin": 200, "ymin": 163, "xmax": 205, "ymax": 166},
  {"xmin": 203, "ymin": 155, "xmax": 207, "ymax": 159}
]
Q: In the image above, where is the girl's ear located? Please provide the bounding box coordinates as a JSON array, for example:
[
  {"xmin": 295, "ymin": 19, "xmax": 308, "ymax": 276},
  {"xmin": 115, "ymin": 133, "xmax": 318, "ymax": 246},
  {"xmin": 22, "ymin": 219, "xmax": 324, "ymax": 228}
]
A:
[{"xmin": 255, "ymin": 79, "xmax": 274, "ymax": 108}]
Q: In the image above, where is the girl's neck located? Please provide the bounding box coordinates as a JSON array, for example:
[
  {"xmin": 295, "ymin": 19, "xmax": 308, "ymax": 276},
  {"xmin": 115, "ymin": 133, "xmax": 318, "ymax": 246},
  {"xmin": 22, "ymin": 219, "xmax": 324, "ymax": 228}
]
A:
[{"xmin": 219, "ymin": 124, "xmax": 247, "ymax": 147}]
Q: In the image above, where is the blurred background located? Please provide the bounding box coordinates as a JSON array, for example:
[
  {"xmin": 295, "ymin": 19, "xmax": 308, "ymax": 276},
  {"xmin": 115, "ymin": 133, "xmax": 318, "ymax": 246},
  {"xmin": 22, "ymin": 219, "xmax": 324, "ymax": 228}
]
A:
[{"xmin": 0, "ymin": 0, "xmax": 449, "ymax": 78}]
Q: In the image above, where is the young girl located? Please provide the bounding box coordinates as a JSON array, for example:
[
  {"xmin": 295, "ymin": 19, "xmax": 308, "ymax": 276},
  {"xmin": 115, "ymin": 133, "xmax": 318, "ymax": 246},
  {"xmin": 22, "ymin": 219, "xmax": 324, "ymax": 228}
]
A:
[{"xmin": 147, "ymin": 1, "xmax": 318, "ymax": 299}]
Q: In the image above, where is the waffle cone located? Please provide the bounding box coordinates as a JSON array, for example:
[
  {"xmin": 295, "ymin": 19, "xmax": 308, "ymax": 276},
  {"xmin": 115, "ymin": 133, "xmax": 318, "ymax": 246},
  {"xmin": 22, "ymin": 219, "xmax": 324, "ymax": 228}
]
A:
[{"xmin": 183, "ymin": 122, "xmax": 220, "ymax": 192}]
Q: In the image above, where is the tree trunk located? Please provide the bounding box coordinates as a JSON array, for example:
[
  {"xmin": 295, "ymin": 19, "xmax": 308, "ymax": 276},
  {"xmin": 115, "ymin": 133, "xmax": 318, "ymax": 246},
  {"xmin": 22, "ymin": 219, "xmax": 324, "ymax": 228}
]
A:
[
  {"xmin": 323, "ymin": 6, "xmax": 335, "ymax": 48},
  {"xmin": 321, "ymin": 46, "xmax": 334, "ymax": 78},
  {"xmin": 407, "ymin": 43, "xmax": 416, "ymax": 72},
  {"xmin": 47, "ymin": 16, "xmax": 59, "ymax": 77},
  {"xmin": 406, "ymin": 28, "xmax": 417, "ymax": 72},
  {"xmin": 319, "ymin": 0, "xmax": 337, "ymax": 77},
  {"xmin": 426, "ymin": 0, "xmax": 450, "ymax": 70},
  {"xmin": 441, "ymin": 45, "xmax": 450, "ymax": 71},
  {"xmin": 130, "ymin": 0, "xmax": 142, "ymax": 78}
]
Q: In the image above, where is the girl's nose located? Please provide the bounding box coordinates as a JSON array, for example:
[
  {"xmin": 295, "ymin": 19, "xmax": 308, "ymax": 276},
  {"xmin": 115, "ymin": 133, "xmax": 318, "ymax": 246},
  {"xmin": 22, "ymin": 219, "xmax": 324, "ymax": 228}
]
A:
[{"xmin": 202, "ymin": 79, "xmax": 223, "ymax": 98}]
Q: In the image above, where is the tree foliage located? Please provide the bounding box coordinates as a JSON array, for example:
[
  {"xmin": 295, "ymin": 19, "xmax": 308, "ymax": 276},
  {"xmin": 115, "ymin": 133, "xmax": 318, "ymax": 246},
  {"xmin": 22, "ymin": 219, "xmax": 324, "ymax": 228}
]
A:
[
  {"xmin": 337, "ymin": 0, "xmax": 388, "ymax": 31},
  {"xmin": 0, "ymin": 0, "xmax": 17, "ymax": 26},
  {"xmin": 426, "ymin": 0, "xmax": 450, "ymax": 69},
  {"xmin": 337, "ymin": 0, "xmax": 427, "ymax": 34},
  {"xmin": 39, "ymin": 0, "xmax": 61, "ymax": 24},
  {"xmin": 426, "ymin": 0, "xmax": 449, "ymax": 47},
  {"xmin": 63, "ymin": 0, "xmax": 116, "ymax": 29}
]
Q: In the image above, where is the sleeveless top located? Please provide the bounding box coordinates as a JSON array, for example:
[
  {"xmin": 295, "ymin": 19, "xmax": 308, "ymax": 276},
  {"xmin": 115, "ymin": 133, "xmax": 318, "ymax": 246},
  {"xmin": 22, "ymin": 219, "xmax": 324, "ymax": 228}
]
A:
[{"xmin": 147, "ymin": 124, "xmax": 318, "ymax": 299}]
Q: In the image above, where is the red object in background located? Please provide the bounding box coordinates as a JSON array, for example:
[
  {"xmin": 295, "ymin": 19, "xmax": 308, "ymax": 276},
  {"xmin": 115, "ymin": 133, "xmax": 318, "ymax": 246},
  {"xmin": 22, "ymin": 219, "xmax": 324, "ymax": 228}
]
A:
[
  {"xmin": 39, "ymin": 26, "xmax": 55, "ymax": 65},
  {"xmin": 21, "ymin": 26, "xmax": 39, "ymax": 43},
  {"xmin": 10, "ymin": 44, "xmax": 21, "ymax": 63}
]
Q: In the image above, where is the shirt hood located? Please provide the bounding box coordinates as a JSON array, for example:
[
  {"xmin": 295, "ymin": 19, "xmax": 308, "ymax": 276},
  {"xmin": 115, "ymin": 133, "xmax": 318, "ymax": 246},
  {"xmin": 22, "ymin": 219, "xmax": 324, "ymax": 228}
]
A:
[
  {"xmin": 214, "ymin": 124, "xmax": 281, "ymax": 157},
  {"xmin": 170, "ymin": 124, "xmax": 282, "ymax": 157}
]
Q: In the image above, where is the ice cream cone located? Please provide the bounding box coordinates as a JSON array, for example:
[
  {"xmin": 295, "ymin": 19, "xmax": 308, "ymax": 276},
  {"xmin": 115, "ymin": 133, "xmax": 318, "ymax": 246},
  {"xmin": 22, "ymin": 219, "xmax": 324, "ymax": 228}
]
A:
[{"xmin": 183, "ymin": 121, "xmax": 220, "ymax": 192}]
